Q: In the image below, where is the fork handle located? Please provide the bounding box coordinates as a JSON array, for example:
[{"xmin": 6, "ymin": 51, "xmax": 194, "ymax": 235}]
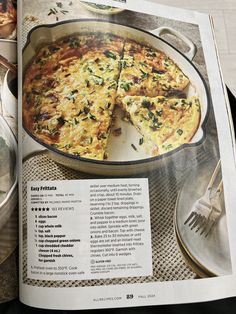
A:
[
  {"xmin": 209, "ymin": 180, "xmax": 223, "ymax": 216},
  {"xmin": 212, "ymin": 179, "xmax": 223, "ymax": 197},
  {"xmin": 206, "ymin": 160, "xmax": 221, "ymax": 192}
]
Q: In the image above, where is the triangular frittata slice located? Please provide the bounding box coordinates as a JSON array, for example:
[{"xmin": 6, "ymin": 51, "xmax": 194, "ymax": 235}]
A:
[
  {"xmin": 117, "ymin": 39, "xmax": 189, "ymax": 103},
  {"xmin": 121, "ymin": 96, "xmax": 201, "ymax": 156}
]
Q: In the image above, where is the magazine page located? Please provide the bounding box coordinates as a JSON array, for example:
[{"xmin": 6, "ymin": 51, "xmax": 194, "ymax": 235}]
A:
[
  {"xmin": 19, "ymin": 0, "xmax": 236, "ymax": 310},
  {"xmin": 0, "ymin": 0, "xmax": 18, "ymax": 304}
]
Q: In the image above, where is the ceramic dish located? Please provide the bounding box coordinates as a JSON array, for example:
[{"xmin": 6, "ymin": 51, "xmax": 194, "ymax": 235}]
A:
[
  {"xmin": 0, "ymin": 39, "xmax": 17, "ymax": 63},
  {"xmin": 2, "ymin": 69, "xmax": 17, "ymax": 119},
  {"xmin": 175, "ymin": 158, "xmax": 232, "ymax": 277},
  {"xmin": 0, "ymin": 115, "xmax": 17, "ymax": 231},
  {"xmin": 175, "ymin": 227, "xmax": 214, "ymax": 278}
]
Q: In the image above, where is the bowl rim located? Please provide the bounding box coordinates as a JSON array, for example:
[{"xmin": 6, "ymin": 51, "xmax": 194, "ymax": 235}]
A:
[
  {"xmin": 0, "ymin": 38, "xmax": 17, "ymax": 43},
  {"xmin": 22, "ymin": 18, "xmax": 211, "ymax": 166},
  {"xmin": 3, "ymin": 69, "xmax": 17, "ymax": 96},
  {"xmin": 0, "ymin": 116, "xmax": 18, "ymax": 209}
]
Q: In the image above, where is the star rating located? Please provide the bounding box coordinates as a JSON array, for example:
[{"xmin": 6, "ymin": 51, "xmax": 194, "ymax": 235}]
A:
[{"xmin": 31, "ymin": 207, "xmax": 50, "ymax": 211}]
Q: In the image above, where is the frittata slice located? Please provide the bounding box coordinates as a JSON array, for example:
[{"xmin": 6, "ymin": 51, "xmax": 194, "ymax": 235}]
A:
[
  {"xmin": 117, "ymin": 39, "xmax": 189, "ymax": 103},
  {"xmin": 121, "ymin": 95, "xmax": 201, "ymax": 156}
]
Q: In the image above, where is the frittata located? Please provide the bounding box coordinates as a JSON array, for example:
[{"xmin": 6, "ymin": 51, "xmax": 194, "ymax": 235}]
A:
[
  {"xmin": 121, "ymin": 95, "xmax": 201, "ymax": 155},
  {"xmin": 23, "ymin": 32, "xmax": 200, "ymax": 160},
  {"xmin": 117, "ymin": 39, "xmax": 189, "ymax": 102}
]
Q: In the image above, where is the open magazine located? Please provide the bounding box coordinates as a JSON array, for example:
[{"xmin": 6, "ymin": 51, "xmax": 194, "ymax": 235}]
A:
[
  {"xmin": 1, "ymin": 0, "xmax": 236, "ymax": 309},
  {"xmin": 0, "ymin": 0, "xmax": 18, "ymax": 304}
]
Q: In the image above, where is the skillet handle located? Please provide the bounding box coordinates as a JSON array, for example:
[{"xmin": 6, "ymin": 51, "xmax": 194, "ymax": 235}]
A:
[
  {"xmin": 22, "ymin": 134, "xmax": 47, "ymax": 161},
  {"xmin": 151, "ymin": 26, "xmax": 197, "ymax": 61}
]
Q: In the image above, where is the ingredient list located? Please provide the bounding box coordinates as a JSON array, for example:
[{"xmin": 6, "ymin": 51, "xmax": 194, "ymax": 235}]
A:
[{"xmin": 27, "ymin": 179, "xmax": 152, "ymax": 281}]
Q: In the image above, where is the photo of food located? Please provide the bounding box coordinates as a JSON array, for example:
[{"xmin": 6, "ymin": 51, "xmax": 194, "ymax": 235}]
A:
[
  {"xmin": 0, "ymin": 0, "xmax": 16, "ymax": 39},
  {"xmin": 21, "ymin": 0, "xmax": 232, "ymax": 289},
  {"xmin": 22, "ymin": 18, "xmax": 209, "ymax": 179},
  {"xmin": 80, "ymin": 1, "xmax": 125, "ymax": 15},
  {"xmin": 23, "ymin": 27, "xmax": 203, "ymax": 161}
]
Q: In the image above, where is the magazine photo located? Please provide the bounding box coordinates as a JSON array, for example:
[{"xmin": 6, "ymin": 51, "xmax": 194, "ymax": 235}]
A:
[{"xmin": 1, "ymin": 0, "xmax": 236, "ymax": 310}]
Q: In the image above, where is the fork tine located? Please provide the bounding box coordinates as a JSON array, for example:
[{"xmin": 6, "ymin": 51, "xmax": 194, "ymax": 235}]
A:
[
  {"xmin": 200, "ymin": 217, "xmax": 210, "ymax": 235},
  {"xmin": 188, "ymin": 213, "xmax": 199, "ymax": 228},
  {"xmin": 204, "ymin": 220, "xmax": 216, "ymax": 237},
  {"xmin": 196, "ymin": 216, "xmax": 207, "ymax": 233},
  {"xmin": 200, "ymin": 221, "xmax": 209, "ymax": 235},
  {"xmin": 184, "ymin": 160, "xmax": 222, "ymax": 236},
  {"xmin": 184, "ymin": 212, "xmax": 195, "ymax": 225},
  {"xmin": 190, "ymin": 214, "xmax": 202, "ymax": 230}
]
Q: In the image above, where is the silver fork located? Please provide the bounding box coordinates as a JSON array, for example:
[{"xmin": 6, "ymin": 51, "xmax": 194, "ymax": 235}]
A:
[
  {"xmin": 201, "ymin": 180, "xmax": 223, "ymax": 236},
  {"xmin": 184, "ymin": 160, "xmax": 222, "ymax": 236}
]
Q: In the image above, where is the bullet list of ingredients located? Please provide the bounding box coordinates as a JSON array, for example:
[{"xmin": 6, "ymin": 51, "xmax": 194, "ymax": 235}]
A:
[{"xmin": 27, "ymin": 179, "xmax": 152, "ymax": 281}]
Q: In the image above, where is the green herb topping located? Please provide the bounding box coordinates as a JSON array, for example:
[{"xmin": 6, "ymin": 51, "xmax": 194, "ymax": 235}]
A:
[
  {"xmin": 92, "ymin": 75, "xmax": 104, "ymax": 86},
  {"xmin": 104, "ymin": 50, "xmax": 117, "ymax": 60},
  {"xmin": 142, "ymin": 99, "xmax": 151, "ymax": 109},
  {"xmin": 120, "ymin": 81, "xmax": 132, "ymax": 92},
  {"xmin": 139, "ymin": 138, "xmax": 144, "ymax": 145},
  {"xmin": 67, "ymin": 89, "xmax": 78, "ymax": 103},
  {"xmin": 177, "ymin": 129, "xmax": 183, "ymax": 136}
]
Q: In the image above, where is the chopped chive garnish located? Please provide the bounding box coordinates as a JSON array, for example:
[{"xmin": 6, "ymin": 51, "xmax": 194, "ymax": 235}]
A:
[
  {"xmin": 177, "ymin": 129, "xmax": 183, "ymax": 136},
  {"xmin": 139, "ymin": 138, "xmax": 144, "ymax": 145},
  {"xmin": 104, "ymin": 50, "xmax": 117, "ymax": 60}
]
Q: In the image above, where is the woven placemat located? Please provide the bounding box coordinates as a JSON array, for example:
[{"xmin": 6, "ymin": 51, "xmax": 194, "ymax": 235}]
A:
[{"xmin": 22, "ymin": 151, "xmax": 215, "ymax": 288}]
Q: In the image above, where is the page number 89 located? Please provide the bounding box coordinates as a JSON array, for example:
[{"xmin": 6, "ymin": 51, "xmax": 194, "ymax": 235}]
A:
[{"xmin": 126, "ymin": 294, "xmax": 134, "ymax": 300}]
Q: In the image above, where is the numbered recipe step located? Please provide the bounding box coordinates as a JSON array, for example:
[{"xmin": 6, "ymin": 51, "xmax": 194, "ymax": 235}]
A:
[{"xmin": 27, "ymin": 179, "xmax": 152, "ymax": 281}]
